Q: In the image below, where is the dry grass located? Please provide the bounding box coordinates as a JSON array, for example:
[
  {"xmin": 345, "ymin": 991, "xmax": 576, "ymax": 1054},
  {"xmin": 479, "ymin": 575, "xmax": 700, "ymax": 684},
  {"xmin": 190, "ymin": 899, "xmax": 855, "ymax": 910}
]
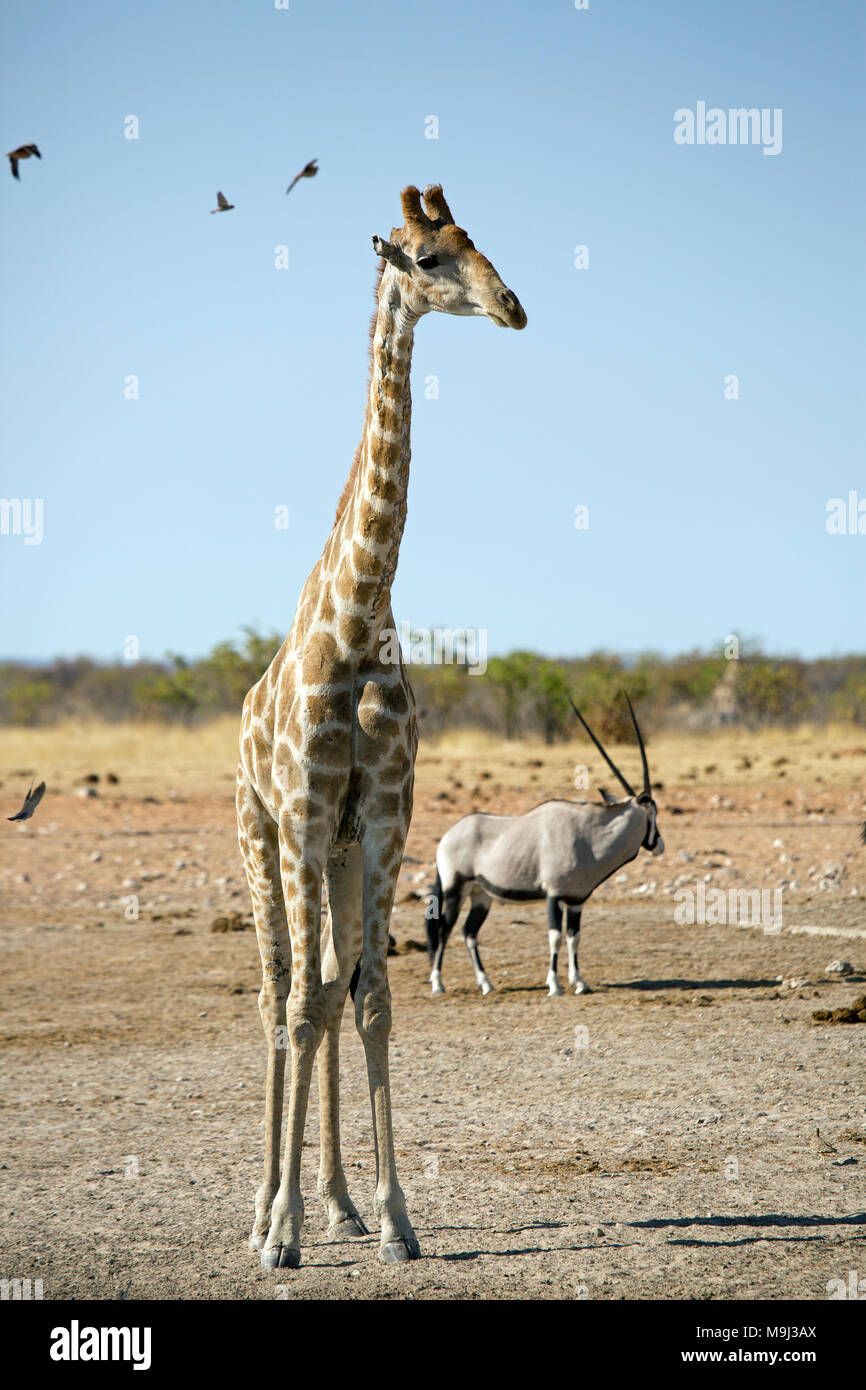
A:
[
  {"xmin": 0, "ymin": 717, "xmax": 240, "ymax": 796},
  {"xmin": 428, "ymin": 723, "xmax": 866, "ymax": 794},
  {"xmin": 0, "ymin": 718, "xmax": 865, "ymax": 803}
]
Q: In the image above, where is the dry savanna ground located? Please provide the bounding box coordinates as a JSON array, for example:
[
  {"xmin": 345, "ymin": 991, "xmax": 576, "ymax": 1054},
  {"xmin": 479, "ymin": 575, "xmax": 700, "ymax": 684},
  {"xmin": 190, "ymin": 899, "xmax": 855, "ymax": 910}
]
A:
[{"xmin": 1, "ymin": 719, "xmax": 864, "ymax": 1302}]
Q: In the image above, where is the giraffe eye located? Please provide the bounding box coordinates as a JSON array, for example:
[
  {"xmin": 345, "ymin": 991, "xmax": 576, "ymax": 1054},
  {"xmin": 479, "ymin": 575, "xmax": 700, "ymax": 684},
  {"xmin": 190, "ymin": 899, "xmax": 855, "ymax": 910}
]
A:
[{"xmin": 416, "ymin": 255, "xmax": 439, "ymax": 270}]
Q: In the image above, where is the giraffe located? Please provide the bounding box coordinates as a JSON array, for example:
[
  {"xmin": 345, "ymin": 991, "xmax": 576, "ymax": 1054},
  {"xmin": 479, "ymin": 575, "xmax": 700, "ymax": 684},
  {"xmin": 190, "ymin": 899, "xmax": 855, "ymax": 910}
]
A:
[{"xmin": 236, "ymin": 183, "xmax": 526, "ymax": 1269}]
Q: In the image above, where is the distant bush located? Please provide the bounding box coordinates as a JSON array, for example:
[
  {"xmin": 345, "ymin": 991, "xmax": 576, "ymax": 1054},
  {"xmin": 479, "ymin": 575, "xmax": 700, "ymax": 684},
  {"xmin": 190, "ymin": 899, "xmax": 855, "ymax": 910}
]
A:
[
  {"xmin": 830, "ymin": 670, "xmax": 866, "ymax": 726},
  {"xmin": 737, "ymin": 660, "xmax": 812, "ymax": 725},
  {"xmin": 0, "ymin": 635, "xmax": 862, "ymax": 734}
]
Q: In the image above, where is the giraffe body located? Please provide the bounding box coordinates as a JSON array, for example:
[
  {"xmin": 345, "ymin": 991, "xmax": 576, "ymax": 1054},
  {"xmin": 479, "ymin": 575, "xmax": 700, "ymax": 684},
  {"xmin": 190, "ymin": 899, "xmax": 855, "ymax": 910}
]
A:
[{"xmin": 236, "ymin": 184, "xmax": 525, "ymax": 1268}]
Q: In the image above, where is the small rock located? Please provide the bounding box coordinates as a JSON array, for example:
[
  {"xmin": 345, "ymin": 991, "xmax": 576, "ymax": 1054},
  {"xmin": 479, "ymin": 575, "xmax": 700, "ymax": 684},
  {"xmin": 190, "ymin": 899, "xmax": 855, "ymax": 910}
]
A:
[{"xmin": 827, "ymin": 960, "xmax": 854, "ymax": 976}]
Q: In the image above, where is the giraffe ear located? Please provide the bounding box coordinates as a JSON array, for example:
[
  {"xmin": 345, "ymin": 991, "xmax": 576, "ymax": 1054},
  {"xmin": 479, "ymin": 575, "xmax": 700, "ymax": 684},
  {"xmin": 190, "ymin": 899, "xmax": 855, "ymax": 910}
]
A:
[{"xmin": 371, "ymin": 235, "xmax": 413, "ymax": 273}]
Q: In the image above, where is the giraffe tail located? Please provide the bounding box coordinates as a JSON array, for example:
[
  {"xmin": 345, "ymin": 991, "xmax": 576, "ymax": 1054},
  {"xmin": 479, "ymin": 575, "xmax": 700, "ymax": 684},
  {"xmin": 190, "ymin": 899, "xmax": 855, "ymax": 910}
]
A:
[{"xmin": 425, "ymin": 872, "xmax": 443, "ymax": 964}]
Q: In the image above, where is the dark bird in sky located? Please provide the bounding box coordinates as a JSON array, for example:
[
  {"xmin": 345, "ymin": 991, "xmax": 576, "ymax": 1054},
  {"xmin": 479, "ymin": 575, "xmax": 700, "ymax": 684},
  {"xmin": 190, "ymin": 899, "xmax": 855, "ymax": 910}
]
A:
[
  {"xmin": 210, "ymin": 191, "xmax": 234, "ymax": 214},
  {"xmin": 286, "ymin": 158, "xmax": 318, "ymax": 196},
  {"xmin": 7, "ymin": 144, "xmax": 41, "ymax": 180},
  {"xmin": 7, "ymin": 781, "xmax": 46, "ymax": 822}
]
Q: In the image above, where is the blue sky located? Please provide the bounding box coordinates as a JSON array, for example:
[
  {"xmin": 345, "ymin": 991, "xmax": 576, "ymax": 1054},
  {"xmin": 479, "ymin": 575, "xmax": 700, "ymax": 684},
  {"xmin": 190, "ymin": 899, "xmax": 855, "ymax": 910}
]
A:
[{"xmin": 1, "ymin": 0, "xmax": 862, "ymax": 664}]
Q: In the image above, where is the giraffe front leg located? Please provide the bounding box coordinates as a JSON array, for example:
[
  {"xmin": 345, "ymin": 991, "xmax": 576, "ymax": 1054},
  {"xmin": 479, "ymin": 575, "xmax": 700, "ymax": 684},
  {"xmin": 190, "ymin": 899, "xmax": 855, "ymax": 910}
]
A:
[
  {"xmin": 566, "ymin": 906, "xmax": 590, "ymax": 994},
  {"xmin": 546, "ymin": 896, "xmax": 564, "ymax": 996},
  {"xmin": 356, "ymin": 829, "xmax": 420, "ymax": 1264},
  {"xmin": 317, "ymin": 846, "xmax": 368, "ymax": 1238},
  {"xmin": 262, "ymin": 977, "xmax": 325, "ymax": 1269}
]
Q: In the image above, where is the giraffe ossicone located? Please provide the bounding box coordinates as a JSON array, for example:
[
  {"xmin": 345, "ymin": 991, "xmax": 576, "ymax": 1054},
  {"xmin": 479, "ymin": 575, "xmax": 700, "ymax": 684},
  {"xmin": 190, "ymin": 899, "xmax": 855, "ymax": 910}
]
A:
[{"xmin": 236, "ymin": 183, "xmax": 526, "ymax": 1269}]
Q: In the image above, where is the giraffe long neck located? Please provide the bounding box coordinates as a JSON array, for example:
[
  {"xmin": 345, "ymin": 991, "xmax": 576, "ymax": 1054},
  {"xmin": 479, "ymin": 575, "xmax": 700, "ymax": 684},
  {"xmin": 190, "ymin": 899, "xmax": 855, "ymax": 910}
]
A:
[{"xmin": 329, "ymin": 264, "xmax": 417, "ymax": 647}]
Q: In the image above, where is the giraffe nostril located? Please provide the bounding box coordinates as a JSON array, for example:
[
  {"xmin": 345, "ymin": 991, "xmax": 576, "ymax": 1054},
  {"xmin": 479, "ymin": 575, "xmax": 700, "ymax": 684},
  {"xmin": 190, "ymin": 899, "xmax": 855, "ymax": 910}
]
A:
[{"xmin": 497, "ymin": 289, "xmax": 515, "ymax": 307}]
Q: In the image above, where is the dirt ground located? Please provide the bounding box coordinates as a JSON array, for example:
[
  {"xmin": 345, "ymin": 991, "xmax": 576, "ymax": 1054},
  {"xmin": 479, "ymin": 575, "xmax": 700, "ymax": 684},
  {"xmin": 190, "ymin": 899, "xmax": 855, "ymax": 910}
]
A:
[{"xmin": 1, "ymin": 722, "xmax": 864, "ymax": 1301}]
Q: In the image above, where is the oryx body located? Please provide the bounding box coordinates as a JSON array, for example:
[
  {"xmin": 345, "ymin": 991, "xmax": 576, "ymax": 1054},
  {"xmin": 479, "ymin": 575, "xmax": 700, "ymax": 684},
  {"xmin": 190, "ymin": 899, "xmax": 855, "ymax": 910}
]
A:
[{"xmin": 426, "ymin": 696, "xmax": 664, "ymax": 997}]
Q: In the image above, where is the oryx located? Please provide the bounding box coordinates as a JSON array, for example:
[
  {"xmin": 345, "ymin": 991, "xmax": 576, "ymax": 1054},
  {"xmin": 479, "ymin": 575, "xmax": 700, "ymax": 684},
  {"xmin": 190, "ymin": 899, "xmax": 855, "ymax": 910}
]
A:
[{"xmin": 426, "ymin": 695, "xmax": 664, "ymax": 997}]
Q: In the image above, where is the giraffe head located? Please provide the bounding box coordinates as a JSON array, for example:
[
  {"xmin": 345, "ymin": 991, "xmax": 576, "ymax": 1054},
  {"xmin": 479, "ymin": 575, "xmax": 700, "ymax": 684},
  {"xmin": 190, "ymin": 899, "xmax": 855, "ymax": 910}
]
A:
[{"xmin": 372, "ymin": 184, "xmax": 526, "ymax": 330}]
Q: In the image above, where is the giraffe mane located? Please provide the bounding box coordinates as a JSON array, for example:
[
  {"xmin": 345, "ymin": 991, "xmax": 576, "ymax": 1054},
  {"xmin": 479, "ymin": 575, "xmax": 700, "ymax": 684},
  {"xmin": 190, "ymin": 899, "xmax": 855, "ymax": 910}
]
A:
[{"xmin": 333, "ymin": 259, "xmax": 386, "ymax": 526}]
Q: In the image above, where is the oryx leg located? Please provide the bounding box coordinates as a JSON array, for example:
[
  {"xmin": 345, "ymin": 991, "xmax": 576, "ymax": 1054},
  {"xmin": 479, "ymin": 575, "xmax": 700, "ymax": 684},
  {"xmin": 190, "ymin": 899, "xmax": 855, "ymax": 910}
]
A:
[
  {"xmin": 430, "ymin": 883, "xmax": 461, "ymax": 995},
  {"xmin": 462, "ymin": 890, "xmax": 493, "ymax": 994},
  {"xmin": 546, "ymin": 896, "xmax": 564, "ymax": 997},
  {"xmin": 566, "ymin": 906, "xmax": 590, "ymax": 994}
]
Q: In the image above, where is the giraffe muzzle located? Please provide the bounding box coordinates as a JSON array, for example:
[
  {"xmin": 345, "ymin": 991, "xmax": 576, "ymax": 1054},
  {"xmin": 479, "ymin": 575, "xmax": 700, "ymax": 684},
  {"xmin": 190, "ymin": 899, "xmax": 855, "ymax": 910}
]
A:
[{"xmin": 489, "ymin": 287, "xmax": 527, "ymax": 330}]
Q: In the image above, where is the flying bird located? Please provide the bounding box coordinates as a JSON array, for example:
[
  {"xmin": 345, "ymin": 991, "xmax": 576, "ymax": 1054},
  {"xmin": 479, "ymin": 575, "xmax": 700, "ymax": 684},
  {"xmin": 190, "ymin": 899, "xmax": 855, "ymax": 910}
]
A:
[
  {"xmin": 286, "ymin": 158, "xmax": 318, "ymax": 196},
  {"xmin": 7, "ymin": 780, "xmax": 46, "ymax": 822},
  {"xmin": 210, "ymin": 191, "xmax": 234, "ymax": 214},
  {"xmin": 7, "ymin": 144, "xmax": 41, "ymax": 180}
]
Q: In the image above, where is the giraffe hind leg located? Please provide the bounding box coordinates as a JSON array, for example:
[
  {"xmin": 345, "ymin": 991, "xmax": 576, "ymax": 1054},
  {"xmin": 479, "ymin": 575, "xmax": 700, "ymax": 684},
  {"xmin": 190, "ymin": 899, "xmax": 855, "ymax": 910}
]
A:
[
  {"xmin": 236, "ymin": 769, "xmax": 291, "ymax": 1252},
  {"xmin": 260, "ymin": 817, "xmax": 330, "ymax": 1270}
]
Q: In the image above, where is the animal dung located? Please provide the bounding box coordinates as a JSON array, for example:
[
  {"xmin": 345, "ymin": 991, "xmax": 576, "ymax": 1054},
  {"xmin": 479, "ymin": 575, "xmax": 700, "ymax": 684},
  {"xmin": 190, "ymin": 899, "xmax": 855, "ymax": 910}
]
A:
[
  {"xmin": 812, "ymin": 995, "xmax": 866, "ymax": 1024},
  {"xmin": 210, "ymin": 914, "xmax": 252, "ymax": 933}
]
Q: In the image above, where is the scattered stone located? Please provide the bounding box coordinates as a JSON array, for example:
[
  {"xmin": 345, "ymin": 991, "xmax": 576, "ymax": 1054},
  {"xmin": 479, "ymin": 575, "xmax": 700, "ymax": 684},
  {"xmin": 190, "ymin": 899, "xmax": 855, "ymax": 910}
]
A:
[
  {"xmin": 827, "ymin": 960, "xmax": 854, "ymax": 976},
  {"xmin": 75, "ymin": 786, "xmax": 98, "ymax": 799}
]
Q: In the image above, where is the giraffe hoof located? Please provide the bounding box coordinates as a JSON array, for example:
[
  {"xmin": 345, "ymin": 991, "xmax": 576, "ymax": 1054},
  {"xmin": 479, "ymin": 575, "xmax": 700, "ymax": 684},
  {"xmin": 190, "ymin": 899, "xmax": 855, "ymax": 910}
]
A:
[
  {"xmin": 248, "ymin": 1232, "xmax": 267, "ymax": 1252},
  {"xmin": 329, "ymin": 1215, "xmax": 369, "ymax": 1238},
  {"xmin": 380, "ymin": 1237, "xmax": 421, "ymax": 1264},
  {"xmin": 261, "ymin": 1244, "xmax": 301, "ymax": 1270}
]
